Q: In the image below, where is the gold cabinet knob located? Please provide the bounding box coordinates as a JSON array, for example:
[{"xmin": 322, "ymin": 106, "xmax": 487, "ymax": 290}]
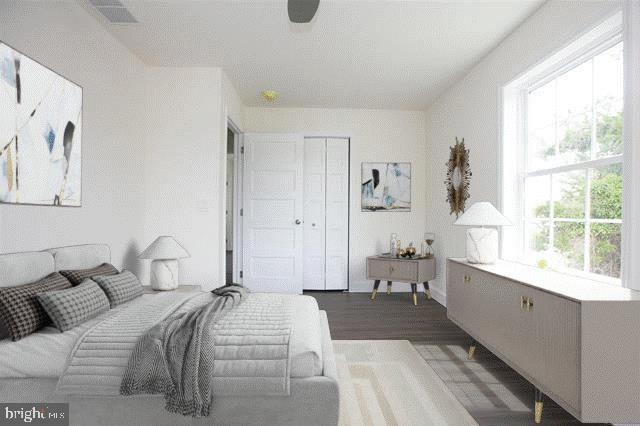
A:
[
  {"xmin": 463, "ymin": 275, "xmax": 471, "ymax": 284},
  {"xmin": 521, "ymin": 296, "xmax": 527, "ymax": 310},
  {"xmin": 389, "ymin": 266, "xmax": 395, "ymax": 274},
  {"xmin": 526, "ymin": 297, "xmax": 534, "ymax": 312}
]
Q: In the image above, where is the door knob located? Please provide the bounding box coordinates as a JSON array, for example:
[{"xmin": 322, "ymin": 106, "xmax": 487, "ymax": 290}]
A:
[{"xmin": 295, "ymin": 219, "xmax": 302, "ymax": 225}]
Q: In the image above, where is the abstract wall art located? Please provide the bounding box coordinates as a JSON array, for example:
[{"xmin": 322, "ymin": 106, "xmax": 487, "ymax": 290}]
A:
[
  {"xmin": 361, "ymin": 162, "xmax": 411, "ymax": 212},
  {"xmin": 0, "ymin": 42, "xmax": 82, "ymax": 206}
]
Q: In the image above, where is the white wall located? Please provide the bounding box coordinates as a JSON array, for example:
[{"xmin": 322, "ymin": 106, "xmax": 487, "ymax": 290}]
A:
[
  {"xmin": 424, "ymin": 0, "xmax": 622, "ymax": 305},
  {"xmin": 218, "ymin": 71, "xmax": 244, "ymax": 284},
  {"xmin": 222, "ymin": 71, "xmax": 244, "ymax": 130},
  {"xmin": 0, "ymin": 3, "xmax": 245, "ymax": 289},
  {"xmin": 244, "ymin": 107, "xmax": 428, "ymax": 295},
  {"xmin": 0, "ymin": 1, "xmax": 147, "ymax": 274},
  {"xmin": 142, "ymin": 67, "xmax": 225, "ymax": 288}
]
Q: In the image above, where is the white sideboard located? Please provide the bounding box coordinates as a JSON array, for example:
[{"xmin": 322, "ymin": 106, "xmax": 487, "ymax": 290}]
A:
[{"xmin": 447, "ymin": 258, "xmax": 640, "ymax": 424}]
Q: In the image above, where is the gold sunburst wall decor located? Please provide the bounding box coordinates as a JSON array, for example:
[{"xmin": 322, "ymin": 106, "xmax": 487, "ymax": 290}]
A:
[{"xmin": 445, "ymin": 137, "xmax": 471, "ymax": 218}]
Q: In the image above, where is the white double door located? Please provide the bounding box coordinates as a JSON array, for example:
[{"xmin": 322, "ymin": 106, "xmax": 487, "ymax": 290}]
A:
[
  {"xmin": 303, "ymin": 138, "xmax": 349, "ymax": 290},
  {"xmin": 242, "ymin": 134, "xmax": 348, "ymax": 294}
]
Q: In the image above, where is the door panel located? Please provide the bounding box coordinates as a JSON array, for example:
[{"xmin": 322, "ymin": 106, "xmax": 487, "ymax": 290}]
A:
[
  {"xmin": 325, "ymin": 138, "xmax": 349, "ymax": 290},
  {"xmin": 529, "ymin": 287, "xmax": 580, "ymax": 410},
  {"xmin": 303, "ymin": 138, "xmax": 326, "ymax": 290},
  {"xmin": 243, "ymin": 133, "xmax": 304, "ymax": 294}
]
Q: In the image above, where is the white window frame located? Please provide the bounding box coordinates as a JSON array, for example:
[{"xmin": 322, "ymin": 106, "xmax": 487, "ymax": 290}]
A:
[{"xmin": 502, "ymin": 12, "xmax": 623, "ymax": 284}]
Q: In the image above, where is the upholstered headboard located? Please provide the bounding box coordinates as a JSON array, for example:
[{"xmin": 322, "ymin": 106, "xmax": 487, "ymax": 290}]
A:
[
  {"xmin": 0, "ymin": 251, "xmax": 55, "ymax": 288},
  {"xmin": 0, "ymin": 244, "xmax": 111, "ymax": 287},
  {"xmin": 46, "ymin": 244, "xmax": 111, "ymax": 271}
]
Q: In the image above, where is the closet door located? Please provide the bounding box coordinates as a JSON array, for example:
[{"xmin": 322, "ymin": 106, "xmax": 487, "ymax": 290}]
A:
[
  {"xmin": 303, "ymin": 138, "xmax": 326, "ymax": 290},
  {"xmin": 325, "ymin": 139, "xmax": 349, "ymax": 290}
]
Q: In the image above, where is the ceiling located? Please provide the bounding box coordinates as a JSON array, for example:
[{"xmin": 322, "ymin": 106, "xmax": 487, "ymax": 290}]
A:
[{"xmin": 85, "ymin": 0, "xmax": 543, "ymax": 110}]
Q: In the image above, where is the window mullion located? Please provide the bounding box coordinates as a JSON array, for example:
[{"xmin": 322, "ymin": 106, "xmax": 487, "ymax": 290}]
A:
[
  {"xmin": 584, "ymin": 169, "xmax": 592, "ymax": 273},
  {"xmin": 584, "ymin": 56, "xmax": 596, "ymax": 274},
  {"xmin": 554, "ymin": 79, "xmax": 559, "ymax": 158},
  {"xmin": 549, "ymin": 173, "xmax": 555, "ymax": 252},
  {"xmin": 591, "ymin": 57, "xmax": 598, "ymax": 161}
]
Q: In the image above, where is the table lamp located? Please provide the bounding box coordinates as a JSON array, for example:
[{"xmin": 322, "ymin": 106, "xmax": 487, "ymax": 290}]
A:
[
  {"xmin": 454, "ymin": 202, "xmax": 511, "ymax": 264},
  {"xmin": 139, "ymin": 236, "xmax": 190, "ymax": 290}
]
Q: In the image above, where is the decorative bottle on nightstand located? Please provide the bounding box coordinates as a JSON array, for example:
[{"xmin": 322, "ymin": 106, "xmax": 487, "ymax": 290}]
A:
[{"xmin": 390, "ymin": 233, "xmax": 398, "ymax": 256}]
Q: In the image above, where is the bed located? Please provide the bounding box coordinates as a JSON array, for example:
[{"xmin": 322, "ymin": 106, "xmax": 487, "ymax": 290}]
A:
[{"xmin": 0, "ymin": 244, "xmax": 340, "ymax": 425}]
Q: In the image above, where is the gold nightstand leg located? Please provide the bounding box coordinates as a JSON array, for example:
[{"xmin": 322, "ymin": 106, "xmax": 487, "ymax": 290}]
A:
[
  {"xmin": 534, "ymin": 388, "xmax": 544, "ymax": 424},
  {"xmin": 423, "ymin": 281, "xmax": 431, "ymax": 300},
  {"xmin": 411, "ymin": 283, "xmax": 418, "ymax": 306},
  {"xmin": 371, "ymin": 280, "xmax": 380, "ymax": 300},
  {"xmin": 468, "ymin": 339, "xmax": 477, "ymax": 360}
]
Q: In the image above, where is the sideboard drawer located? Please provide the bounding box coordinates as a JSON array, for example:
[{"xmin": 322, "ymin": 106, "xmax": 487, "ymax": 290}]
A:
[{"xmin": 367, "ymin": 259, "xmax": 418, "ymax": 282}]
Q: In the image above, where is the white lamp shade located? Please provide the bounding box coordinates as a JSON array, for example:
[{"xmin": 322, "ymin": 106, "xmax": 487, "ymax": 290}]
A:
[
  {"xmin": 454, "ymin": 202, "xmax": 512, "ymax": 226},
  {"xmin": 139, "ymin": 236, "xmax": 190, "ymax": 260}
]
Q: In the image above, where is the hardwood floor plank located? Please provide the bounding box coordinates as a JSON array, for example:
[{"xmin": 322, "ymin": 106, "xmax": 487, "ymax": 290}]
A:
[{"xmin": 305, "ymin": 291, "xmax": 608, "ymax": 426}]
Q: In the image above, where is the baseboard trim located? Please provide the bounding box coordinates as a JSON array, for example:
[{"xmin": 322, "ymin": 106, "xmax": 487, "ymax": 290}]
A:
[{"xmin": 430, "ymin": 287, "xmax": 446, "ymax": 307}]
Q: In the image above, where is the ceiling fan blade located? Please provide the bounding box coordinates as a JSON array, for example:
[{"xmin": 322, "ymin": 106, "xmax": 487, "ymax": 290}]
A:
[{"xmin": 288, "ymin": 0, "xmax": 320, "ymax": 23}]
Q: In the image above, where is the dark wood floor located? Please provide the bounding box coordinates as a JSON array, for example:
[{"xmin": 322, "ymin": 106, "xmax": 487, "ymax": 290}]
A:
[
  {"xmin": 226, "ymin": 250, "xmax": 233, "ymax": 285},
  {"xmin": 305, "ymin": 291, "xmax": 606, "ymax": 426}
]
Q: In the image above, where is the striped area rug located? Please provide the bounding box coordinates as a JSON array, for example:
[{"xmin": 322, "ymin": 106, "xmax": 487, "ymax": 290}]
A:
[{"xmin": 334, "ymin": 340, "xmax": 477, "ymax": 426}]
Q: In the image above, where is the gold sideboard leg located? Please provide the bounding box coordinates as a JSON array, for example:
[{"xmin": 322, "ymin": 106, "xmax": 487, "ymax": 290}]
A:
[
  {"xmin": 534, "ymin": 388, "xmax": 544, "ymax": 424},
  {"xmin": 467, "ymin": 339, "xmax": 477, "ymax": 360},
  {"xmin": 371, "ymin": 280, "xmax": 380, "ymax": 300},
  {"xmin": 386, "ymin": 281, "xmax": 392, "ymax": 294}
]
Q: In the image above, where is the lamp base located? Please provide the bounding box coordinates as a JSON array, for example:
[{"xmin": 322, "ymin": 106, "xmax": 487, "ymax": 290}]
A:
[
  {"xmin": 465, "ymin": 228, "xmax": 499, "ymax": 264},
  {"xmin": 150, "ymin": 259, "xmax": 179, "ymax": 291}
]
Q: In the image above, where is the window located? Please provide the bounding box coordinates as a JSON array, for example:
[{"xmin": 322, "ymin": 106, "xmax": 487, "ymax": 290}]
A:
[{"xmin": 503, "ymin": 14, "xmax": 623, "ymax": 283}]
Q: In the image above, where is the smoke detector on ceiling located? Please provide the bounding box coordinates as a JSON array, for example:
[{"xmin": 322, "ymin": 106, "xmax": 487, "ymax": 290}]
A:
[{"xmin": 88, "ymin": 0, "xmax": 138, "ymax": 24}]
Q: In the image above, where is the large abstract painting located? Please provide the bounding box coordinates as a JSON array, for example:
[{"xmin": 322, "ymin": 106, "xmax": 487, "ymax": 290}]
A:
[
  {"xmin": 361, "ymin": 162, "xmax": 411, "ymax": 212},
  {"xmin": 0, "ymin": 42, "xmax": 82, "ymax": 206}
]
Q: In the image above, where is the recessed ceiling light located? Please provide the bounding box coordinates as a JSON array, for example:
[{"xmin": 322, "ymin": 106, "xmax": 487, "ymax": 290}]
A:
[{"xmin": 262, "ymin": 90, "xmax": 278, "ymax": 102}]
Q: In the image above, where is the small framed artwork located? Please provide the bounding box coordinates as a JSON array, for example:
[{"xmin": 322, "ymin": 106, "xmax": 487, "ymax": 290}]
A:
[
  {"xmin": 0, "ymin": 42, "xmax": 82, "ymax": 206},
  {"xmin": 361, "ymin": 162, "xmax": 411, "ymax": 212}
]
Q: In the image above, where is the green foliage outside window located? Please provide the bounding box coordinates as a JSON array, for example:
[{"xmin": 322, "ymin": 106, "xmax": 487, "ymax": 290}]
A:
[{"xmin": 531, "ymin": 106, "xmax": 622, "ymax": 278}]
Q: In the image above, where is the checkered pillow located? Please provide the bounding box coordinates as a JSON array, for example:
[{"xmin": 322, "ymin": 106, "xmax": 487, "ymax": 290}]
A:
[
  {"xmin": 0, "ymin": 272, "xmax": 72, "ymax": 341},
  {"xmin": 59, "ymin": 263, "xmax": 119, "ymax": 286},
  {"xmin": 37, "ymin": 280, "xmax": 110, "ymax": 332},
  {"xmin": 92, "ymin": 270, "xmax": 143, "ymax": 307}
]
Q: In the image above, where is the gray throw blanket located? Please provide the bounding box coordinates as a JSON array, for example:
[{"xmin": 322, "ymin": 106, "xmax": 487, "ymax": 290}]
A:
[{"xmin": 120, "ymin": 285, "xmax": 248, "ymax": 417}]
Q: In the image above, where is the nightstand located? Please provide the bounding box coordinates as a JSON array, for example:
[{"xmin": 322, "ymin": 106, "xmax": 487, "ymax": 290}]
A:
[
  {"xmin": 143, "ymin": 285, "xmax": 202, "ymax": 294},
  {"xmin": 366, "ymin": 255, "xmax": 436, "ymax": 305}
]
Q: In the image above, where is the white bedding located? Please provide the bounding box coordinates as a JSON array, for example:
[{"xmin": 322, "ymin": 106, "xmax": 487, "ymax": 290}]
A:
[{"xmin": 0, "ymin": 291, "xmax": 323, "ymax": 380}]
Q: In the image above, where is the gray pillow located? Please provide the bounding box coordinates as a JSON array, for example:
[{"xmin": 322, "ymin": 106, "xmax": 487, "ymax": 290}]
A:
[
  {"xmin": 0, "ymin": 272, "xmax": 72, "ymax": 340},
  {"xmin": 59, "ymin": 263, "xmax": 119, "ymax": 286},
  {"xmin": 92, "ymin": 270, "xmax": 143, "ymax": 307},
  {"xmin": 37, "ymin": 280, "xmax": 110, "ymax": 332},
  {"xmin": 0, "ymin": 320, "xmax": 9, "ymax": 340}
]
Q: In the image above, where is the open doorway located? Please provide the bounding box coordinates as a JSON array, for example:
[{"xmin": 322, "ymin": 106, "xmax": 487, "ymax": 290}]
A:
[
  {"xmin": 225, "ymin": 120, "xmax": 243, "ymax": 286},
  {"xmin": 225, "ymin": 127, "xmax": 235, "ymax": 285}
]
